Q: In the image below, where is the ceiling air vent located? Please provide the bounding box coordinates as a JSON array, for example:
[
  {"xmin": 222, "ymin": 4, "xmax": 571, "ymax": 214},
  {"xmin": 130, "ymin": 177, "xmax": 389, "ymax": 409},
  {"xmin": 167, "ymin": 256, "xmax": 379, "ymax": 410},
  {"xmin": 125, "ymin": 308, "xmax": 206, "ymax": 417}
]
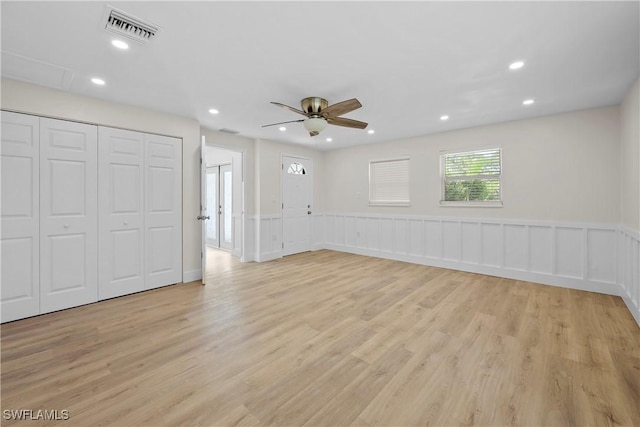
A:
[{"xmin": 104, "ymin": 7, "xmax": 159, "ymax": 43}]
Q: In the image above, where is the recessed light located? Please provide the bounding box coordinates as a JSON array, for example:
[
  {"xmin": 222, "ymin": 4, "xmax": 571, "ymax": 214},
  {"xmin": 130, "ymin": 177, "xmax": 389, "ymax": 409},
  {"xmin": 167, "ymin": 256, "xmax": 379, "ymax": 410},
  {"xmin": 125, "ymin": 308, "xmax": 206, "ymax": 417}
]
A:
[
  {"xmin": 440, "ymin": 115, "xmax": 449, "ymax": 121},
  {"xmin": 111, "ymin": 39, "xmax": 129, "ymax": 50},
  {"xmin": 522, "ymin": 99, "xmax": 535, "ymax": 105},
  {"xmin": 91, "ymin": 77, "xmax": 106, "ymax": 86},
  {"xmin": 367, "ymin": 129, "xmax": 375, "ymax": 134},
  {"xmin": 509, "ymin": 61, "xmax": 525, "ymax": 70},
  {"xmin": 208, "ymin": 109, "xmax": 219, "ymax": 115},
  {"xmin": 326, "ymin": 137, "xmax": 333, "ymax": 142},
  {"xmin": 279, "ymin": 126, "xmax": 286, "ymax": 131}
]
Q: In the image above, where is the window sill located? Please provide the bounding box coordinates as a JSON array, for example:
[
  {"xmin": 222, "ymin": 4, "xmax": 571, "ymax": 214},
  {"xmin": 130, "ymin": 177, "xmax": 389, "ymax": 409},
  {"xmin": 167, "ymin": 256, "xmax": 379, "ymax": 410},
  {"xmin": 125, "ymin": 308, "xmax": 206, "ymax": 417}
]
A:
[
  {"xmin": 369, "ymin": 201, "xmax": 411, "ymax": 207},
  {"xmin": 439, "ymin": 201, "xmax": 503, "ymax": 208}
]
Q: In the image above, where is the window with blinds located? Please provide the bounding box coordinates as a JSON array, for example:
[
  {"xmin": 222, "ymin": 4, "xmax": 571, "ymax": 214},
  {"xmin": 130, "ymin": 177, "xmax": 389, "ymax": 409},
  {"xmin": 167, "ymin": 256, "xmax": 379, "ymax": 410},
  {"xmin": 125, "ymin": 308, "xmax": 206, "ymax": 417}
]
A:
[
  {"xmin": 440, "ymin": 148, "xmax": 502, "ymax": 206},
  {"xmin": 369, "ymin": 157, "xmax": 410, "ymax": 206}
]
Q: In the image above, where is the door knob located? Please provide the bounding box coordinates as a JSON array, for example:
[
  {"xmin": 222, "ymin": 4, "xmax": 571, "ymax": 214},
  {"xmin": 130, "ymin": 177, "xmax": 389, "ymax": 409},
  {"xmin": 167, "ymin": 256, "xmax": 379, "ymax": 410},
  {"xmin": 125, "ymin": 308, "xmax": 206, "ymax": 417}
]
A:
[
  {"xmin": 197, "ymin": 215, "xmax": 210, "ymax": 220},
  {"xmin": 308, "ymin": 211, "xmax": 312, "ymax": 215}
]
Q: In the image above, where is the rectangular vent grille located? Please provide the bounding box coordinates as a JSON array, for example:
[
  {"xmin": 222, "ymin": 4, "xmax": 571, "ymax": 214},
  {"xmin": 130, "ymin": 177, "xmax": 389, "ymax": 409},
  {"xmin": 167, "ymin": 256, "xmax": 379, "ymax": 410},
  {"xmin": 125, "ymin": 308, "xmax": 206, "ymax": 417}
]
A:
[
  {"xmin": 219, "ymin": 128, "xmax": 240, "ymax": 135},
  {"xmin": 105, "ymin": 9, "xmax": 158, "ymax": 43}
]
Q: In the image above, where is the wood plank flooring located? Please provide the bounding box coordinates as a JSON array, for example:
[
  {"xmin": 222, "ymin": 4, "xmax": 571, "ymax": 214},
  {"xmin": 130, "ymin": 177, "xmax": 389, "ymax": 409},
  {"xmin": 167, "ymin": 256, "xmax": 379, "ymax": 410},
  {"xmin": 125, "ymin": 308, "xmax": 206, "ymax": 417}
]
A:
[{"xmin": 1, "ymin": 249, "xmax": 639, "ymax": 426}]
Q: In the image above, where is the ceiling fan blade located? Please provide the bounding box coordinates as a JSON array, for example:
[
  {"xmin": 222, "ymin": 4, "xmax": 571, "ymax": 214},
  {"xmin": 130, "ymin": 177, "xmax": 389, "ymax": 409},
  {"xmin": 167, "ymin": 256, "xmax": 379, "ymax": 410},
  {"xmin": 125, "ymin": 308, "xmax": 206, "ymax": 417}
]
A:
[
  {"xmin": 321, "ymin": 98, "xmax": 362, "ymax": 118},
  {"xmin": 262, "ymin": 119, "xmax": 304, "ymax": 128},
  {"xmin": 271, "ymin": 102, "xmax": 309, "ymax": 117},
  {"xmin": 327, "ymin": 116, "xmax": 368, "ymax": 129}
]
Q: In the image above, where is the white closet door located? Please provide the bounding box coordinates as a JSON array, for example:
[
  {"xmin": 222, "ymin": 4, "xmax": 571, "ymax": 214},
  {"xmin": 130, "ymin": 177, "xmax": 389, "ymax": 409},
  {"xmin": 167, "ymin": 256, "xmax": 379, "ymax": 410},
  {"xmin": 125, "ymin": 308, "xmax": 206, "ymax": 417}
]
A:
[
  {"xmin": 98, "ymin": 127, "xmax": 145, "ymax": 299},
  {"xmin": 145, "ymin": 134, "xmax": 182, "ymax": 289},
  {"xmin": 1, "ymin": 112, "xmax": 40, "ymax": 322},
  {"xmin": 40, "ymin": 118, "xmax": 98, "ymax": 313}
]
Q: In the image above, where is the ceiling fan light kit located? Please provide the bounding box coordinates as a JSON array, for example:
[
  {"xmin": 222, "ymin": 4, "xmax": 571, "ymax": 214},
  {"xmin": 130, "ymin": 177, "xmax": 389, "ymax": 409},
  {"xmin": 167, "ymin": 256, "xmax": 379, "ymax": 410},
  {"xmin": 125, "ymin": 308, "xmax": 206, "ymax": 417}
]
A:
[
  {"xmin": 303, "ymin": 117, "xmax": 328, "ymax": 133},
  {"xmin": 263, "ymin": 96, "xmax": 368, "ymax": 137}
]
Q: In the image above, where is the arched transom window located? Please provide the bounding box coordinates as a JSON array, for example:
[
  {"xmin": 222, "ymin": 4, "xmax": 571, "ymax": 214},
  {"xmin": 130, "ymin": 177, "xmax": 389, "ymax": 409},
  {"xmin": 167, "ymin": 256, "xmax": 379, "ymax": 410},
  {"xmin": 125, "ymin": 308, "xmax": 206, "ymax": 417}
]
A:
[{"xmin": 287, "ymin": 162, "xmax": 306, "ymax": 175}]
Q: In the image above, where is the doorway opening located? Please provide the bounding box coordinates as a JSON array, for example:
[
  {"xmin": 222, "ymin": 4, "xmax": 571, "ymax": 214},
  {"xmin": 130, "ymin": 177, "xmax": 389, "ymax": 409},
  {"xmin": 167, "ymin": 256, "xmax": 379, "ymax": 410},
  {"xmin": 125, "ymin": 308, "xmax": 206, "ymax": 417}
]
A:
[
  {"xmin": 205, "ymin": 163, "xmax": 232, "ymax": 251},
  {"xmin": 201, "ymin": 144, "xmax": 244, "ymax": 283}
]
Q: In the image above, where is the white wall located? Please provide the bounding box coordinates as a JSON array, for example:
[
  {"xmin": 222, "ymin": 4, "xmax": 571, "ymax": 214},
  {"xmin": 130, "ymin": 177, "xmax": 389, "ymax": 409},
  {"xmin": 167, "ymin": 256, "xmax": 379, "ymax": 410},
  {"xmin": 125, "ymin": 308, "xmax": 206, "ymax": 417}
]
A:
[
  {"xmin": 620, "ymin": 79, "xmax": 639, "ymax": 232},
  {"xmin": 206, "ymin": 146, "xmax": 235, "ymax": 166},
  {"xmin": 324, "ymin": 106, "xmax": 620, "ymax": 224},
  {"xmin": 1, "ymin": 78, "xmax": 202, "ymax": 280}
]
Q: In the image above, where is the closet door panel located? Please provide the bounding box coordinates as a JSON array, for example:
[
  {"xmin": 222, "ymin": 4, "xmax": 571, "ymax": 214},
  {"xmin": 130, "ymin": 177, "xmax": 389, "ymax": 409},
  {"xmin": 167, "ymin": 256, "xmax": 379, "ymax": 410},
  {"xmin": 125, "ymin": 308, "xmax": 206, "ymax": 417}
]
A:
[
  {"xmin": 1, "ymin": 112, "xmax": 40, "ymax": 322},
  {"xmin": 40, "ymin": 118, "xmax": 98, "ymax": 313},
  {"xmin": 145, "ymin": 134, "xmax": 182, "ymax": 289},
  {"xmin": 98, "ymin": 127, "xmax": 145, "ymax": 299}
]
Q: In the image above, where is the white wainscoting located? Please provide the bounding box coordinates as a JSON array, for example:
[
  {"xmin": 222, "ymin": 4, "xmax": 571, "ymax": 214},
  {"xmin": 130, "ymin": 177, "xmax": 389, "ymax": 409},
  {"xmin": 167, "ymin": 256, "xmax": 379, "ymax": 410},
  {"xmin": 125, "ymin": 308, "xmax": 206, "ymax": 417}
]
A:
[
  {"xmin": 618, "ymin": 226, "xmax": 640, "ymax": 325},
  {"xmin": 232, "ymin": 213, "xmax": 242, "ymax": 258},
  {"xmin": 244, "ymin": 215, "xmax": 256, "ymax": 262},
  {"xmin": 316, "ymin": 213, "xmax": 620, "ymax": 296},
  {"xmin": 255, "ymin": 214, "xmax": 282, "ymax": 262}
]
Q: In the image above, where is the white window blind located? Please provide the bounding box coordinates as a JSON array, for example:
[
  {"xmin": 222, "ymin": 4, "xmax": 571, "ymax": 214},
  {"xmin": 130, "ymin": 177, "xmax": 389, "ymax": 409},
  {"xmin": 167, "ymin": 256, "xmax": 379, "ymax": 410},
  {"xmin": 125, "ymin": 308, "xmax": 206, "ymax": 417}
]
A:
[
  {"xmin": 369, "ymin": 158, "xmax": 410, "ymax": 205},
  {"xmin": 441, "ymin": 148, "xmax": 502, "ymax": 205}
]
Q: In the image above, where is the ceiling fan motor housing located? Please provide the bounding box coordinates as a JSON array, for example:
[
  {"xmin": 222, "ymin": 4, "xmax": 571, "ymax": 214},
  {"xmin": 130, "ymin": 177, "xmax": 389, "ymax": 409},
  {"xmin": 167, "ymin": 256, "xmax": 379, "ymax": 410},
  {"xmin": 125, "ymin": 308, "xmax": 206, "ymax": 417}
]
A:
[{"xmin": 301, "ymin": 97, "xmax": 328, "ymax": 116}]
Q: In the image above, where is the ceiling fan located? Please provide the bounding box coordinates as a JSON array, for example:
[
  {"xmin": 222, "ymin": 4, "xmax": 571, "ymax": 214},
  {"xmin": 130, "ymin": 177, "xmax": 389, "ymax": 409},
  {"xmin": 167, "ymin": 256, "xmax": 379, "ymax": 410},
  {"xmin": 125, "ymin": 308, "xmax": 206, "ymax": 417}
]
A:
[{"xmin": 262, "ymin": 97, "xmax": 368, "ymax": 136}]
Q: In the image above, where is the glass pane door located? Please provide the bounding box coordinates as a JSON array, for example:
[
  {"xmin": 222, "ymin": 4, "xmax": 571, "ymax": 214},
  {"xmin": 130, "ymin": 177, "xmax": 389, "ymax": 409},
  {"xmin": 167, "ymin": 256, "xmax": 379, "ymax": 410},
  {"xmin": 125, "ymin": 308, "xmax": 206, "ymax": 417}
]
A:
[
  {"xmin": 220, "ymin": 164, "xmax": 233, "ymax": 249},
  {"xmin": 205, "ymin": 167, "xmax": 218, "ymax": 246}
]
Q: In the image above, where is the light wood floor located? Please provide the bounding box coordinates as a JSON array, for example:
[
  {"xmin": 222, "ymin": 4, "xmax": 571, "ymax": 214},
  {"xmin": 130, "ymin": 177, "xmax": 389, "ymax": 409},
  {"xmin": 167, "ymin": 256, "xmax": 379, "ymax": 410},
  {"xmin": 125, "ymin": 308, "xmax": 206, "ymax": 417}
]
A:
[{"xmin": 1, "ymin": 250, "xmax": 638, "ymax": 426}]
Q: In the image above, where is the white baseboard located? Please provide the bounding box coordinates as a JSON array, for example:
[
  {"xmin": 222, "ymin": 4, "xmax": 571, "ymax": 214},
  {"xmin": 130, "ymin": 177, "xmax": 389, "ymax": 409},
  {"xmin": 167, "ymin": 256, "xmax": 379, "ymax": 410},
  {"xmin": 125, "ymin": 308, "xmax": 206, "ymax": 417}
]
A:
[
  {"xmin": 182, "ymin": 269, "xmax": 202, "ymax": 283},
  {"xmin": 323, "ymin": 243, "xmax": 621, "ymax": 296}
]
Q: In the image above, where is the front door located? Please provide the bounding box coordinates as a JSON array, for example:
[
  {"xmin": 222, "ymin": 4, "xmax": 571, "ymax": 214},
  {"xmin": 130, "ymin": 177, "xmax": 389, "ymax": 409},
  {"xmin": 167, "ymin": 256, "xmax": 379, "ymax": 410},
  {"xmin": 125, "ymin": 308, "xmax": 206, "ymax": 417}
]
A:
[{"xmin": 282, "ymin": 155, "xmax": 312, "ymax": 256}]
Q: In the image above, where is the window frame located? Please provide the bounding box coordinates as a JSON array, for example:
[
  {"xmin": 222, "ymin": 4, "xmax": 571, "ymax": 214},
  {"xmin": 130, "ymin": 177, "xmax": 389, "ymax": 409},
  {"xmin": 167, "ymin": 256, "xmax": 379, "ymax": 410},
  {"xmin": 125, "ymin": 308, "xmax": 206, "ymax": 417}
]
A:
[
  {"xmin": 368, "ymin": 156, "xmax": 411, "ymax": 207},
  {"xmin": 439, "ymin": 147, "xmax": 503, "ymax": 208}
]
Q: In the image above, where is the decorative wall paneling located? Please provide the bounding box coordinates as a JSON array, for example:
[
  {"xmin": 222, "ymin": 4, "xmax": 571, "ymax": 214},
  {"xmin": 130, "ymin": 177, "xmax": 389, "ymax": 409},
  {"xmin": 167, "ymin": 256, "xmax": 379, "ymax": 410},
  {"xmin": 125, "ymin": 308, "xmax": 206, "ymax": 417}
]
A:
[
  {"xmin": 619, "ymin": 226, "xmax": 640, "ymax": 325},
  {"xmin": 233, "ymin": 213, "xmax": 242, "ymax": 258},
  {"xmin": 243, "ymin": 215, "xmax": 257, "ymax": 262},
  {"xmin": 1, "ymin": 112, "xmax": 182, "ymax": 322},
  {"xmin": 318, "ymin": 213, "xmax": 619, "ymax": 295},
  {"xmin": 256, "ymin": 214, "xmax": 283, "ymax": 262}
]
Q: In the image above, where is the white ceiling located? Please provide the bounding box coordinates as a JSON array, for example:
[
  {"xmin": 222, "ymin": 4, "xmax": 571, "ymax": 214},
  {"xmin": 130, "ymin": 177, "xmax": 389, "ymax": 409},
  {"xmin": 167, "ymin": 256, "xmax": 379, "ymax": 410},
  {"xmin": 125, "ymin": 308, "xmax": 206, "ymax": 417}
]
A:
[{"xmin": 1, "ymin": 1, "xmax": 638, "ymax": 150}]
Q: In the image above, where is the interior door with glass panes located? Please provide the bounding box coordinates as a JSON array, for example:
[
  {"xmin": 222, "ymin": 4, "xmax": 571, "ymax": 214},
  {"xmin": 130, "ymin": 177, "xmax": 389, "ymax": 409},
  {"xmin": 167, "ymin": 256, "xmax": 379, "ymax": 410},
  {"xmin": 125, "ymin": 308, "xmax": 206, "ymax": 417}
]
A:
[
  {"xmin": 206, "ymin": 164, "xmax": 232, "ymax": 250},
  {"xmin": 205, "ymin": 166, "xmax": 218, "ymax": 247},
  {"xmin": 219, "ymin": 164, "xmax": 233, "ymax": 250}
]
